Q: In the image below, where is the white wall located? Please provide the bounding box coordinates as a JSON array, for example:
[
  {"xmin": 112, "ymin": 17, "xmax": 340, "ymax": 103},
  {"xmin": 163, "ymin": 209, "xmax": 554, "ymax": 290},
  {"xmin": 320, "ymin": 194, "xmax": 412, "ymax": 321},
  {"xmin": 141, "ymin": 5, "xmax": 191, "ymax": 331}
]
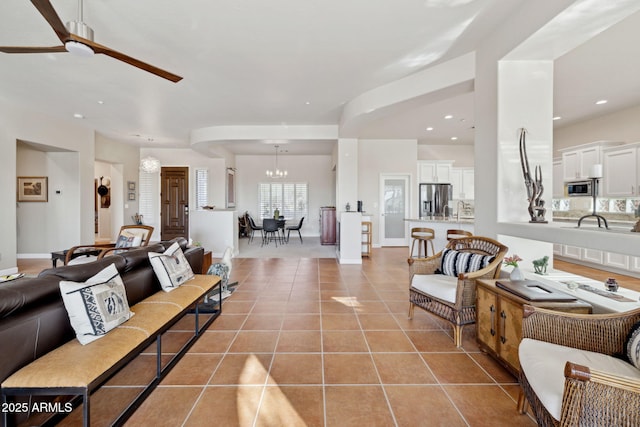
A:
[
  {"xmin": 235, "ymin": 154, "xmax": 335, "ymax": 236},
  {"xmin": 553, "ymin": 104, "xmax": 640, "ymax": 156},
  {"xmin": 418, "ymin": 144, "xmax": 474, "ymax": 167},
  {"xmin": 358, "ymin": 139, "xmax": 418, "ymax": 246},
  {"xmin": 2, "ymin": 103, "xmax": 95, "ymax": 271}
]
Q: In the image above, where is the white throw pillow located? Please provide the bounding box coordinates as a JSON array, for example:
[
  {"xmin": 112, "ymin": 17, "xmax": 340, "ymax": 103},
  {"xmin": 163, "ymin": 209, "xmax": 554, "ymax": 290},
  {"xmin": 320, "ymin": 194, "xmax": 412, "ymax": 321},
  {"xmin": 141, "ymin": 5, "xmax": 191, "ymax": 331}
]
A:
[
  {"xmin": 59, "ymin": 263, "xmax": 134, "ymax": 345},
  {"xmin": 440, "ymin": 248, "xmax": 495, "ymax": 277},
  {"xmin": 148, "ymin": 242, "xmax": 195, "ymax": 292},
  {"xmin": 626, "ymin": 321, "xmax": 640, "ymax": 369}
]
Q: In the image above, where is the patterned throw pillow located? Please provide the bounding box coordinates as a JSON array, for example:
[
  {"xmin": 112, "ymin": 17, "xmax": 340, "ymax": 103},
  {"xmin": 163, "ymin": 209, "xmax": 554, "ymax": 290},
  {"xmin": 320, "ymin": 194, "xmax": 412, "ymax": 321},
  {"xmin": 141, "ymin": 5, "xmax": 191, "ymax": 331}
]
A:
[
  {"xmin": 626, "ymin": 321, "xmax": 640, "ymax": 369},
  {"xmin": 440, "ymin": 248, "xmax": 495, "ymax": 277},
  {"xmin": 59, "ymin": 263, "xmax": 134, "ymax": 345},
  {"xmin": 115, "ymin": 231, "xmax": 144, "ymax": 248},
  {"xmin": 148, "ymin": 242, "xmax": 195, "ymax": 292}
]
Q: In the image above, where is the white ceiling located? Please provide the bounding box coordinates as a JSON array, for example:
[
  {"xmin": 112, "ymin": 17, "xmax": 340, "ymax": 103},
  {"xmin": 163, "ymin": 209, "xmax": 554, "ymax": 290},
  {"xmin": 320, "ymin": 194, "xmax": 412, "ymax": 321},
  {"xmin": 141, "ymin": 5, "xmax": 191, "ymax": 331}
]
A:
[{"xmin": 1, "ymin": 0, "xmax": 639, "ymax": 156}]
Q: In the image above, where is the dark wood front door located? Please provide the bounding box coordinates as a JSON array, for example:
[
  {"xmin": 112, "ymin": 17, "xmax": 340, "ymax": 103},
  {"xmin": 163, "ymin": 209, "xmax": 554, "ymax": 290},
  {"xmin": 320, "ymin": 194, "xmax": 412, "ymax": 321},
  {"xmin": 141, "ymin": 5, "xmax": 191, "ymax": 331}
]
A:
[{"xmin": 160, "ymin": 167, "xmax": 189, "ymax": 241}]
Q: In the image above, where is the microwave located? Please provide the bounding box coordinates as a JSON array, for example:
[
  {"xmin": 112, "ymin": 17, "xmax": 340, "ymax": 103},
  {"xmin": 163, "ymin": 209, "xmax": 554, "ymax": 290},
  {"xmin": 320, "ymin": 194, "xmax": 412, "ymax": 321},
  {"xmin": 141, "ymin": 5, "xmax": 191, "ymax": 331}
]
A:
[{"xmin": 566, "ymin": 180, "xmax": 593, "ymax": 197}]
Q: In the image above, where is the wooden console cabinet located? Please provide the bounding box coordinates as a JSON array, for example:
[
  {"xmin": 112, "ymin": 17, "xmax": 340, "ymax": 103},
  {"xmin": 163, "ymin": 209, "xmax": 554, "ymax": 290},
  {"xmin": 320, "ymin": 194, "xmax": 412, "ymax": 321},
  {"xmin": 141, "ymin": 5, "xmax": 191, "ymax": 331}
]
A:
[{"xmin": 475, "ymin": 279, "xmax": 592, "ymax": 375}]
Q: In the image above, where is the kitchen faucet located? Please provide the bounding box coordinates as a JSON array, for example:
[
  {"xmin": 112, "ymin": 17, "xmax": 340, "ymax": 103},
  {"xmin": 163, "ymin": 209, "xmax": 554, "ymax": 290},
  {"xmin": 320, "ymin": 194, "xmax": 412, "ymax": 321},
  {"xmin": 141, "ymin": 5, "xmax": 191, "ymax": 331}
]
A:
[{"xmin": 456, "ymin": 200, "xmax": 466, "ymax": 222}]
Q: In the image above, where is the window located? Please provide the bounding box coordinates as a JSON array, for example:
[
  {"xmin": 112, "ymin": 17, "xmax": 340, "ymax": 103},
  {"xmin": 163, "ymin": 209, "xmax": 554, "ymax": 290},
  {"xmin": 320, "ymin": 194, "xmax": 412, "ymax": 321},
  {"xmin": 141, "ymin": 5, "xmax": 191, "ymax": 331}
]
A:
[
  {"xmin": 259, "ymin": 182, "xmax": 308, "ymax": 220},
  {"xmin": 195, "ymin": 168, "xmax": 208, "ymax": 209},
  {"xmin": 138, "ymin": 170, "xmax": 159, "ymax": 234}
]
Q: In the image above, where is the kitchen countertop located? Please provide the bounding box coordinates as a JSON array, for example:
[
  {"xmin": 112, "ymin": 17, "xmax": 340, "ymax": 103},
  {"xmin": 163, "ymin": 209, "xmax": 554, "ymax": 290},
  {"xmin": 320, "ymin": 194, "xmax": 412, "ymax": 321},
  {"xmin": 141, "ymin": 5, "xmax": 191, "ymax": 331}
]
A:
[{"xmin": 405, "ymin": 217, "xmax": 474, "ymax": 224}]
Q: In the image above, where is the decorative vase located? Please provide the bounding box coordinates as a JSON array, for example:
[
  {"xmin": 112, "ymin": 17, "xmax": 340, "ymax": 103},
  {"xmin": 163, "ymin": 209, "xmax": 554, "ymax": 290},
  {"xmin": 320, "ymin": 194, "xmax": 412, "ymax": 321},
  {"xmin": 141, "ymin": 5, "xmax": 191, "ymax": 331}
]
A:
[{"xmin": 510, "ymin": 267, "xmax": 524, "ymax": 281}]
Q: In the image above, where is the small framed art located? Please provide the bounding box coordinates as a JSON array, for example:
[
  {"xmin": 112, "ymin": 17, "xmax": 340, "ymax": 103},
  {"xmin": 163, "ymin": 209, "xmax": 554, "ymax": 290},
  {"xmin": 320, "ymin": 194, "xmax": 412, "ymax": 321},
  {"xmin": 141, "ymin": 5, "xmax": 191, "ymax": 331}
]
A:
[{"xmin": 17, "ymin": 176, "xmax": 48, "ymax": 202}]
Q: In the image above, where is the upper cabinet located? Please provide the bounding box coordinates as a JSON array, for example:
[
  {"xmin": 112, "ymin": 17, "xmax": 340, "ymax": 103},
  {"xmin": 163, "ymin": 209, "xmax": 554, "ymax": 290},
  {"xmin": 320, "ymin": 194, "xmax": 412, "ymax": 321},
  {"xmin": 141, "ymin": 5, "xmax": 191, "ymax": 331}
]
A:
[
  {"xmin": 602, "ymin": 143, "xmax": 640, "ymax": 197},
  {"xmin": 560, "ymin": 141, "xmax": 623, "ymax": 181},
  {"xmin": 552, "ymin": 159, "xmax": 564, "ymax": 198},
  {"xmin": 450, "ymin": 167, "xmax": 474, "ymax": 200},
  {"xmin": 418, "ymin": 160, "xmax": 453, "ymax": 183}
]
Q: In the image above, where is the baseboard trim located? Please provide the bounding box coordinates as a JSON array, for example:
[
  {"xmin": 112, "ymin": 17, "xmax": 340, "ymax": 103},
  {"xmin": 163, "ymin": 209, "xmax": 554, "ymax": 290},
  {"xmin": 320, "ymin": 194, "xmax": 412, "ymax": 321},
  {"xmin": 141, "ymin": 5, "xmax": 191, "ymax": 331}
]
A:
[{"xmin": 17, "ymin": 253, "xmax": 51, "ymax": 259}]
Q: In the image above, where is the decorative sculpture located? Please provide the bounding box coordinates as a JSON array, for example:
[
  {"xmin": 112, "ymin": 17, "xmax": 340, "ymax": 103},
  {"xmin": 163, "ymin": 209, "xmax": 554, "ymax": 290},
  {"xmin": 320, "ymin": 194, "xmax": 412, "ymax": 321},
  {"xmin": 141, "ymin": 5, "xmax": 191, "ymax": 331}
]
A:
[
  {"xmin": 519, "ymin": 128, "xmax": 547, "ymax": 223},
  {"xmin": 533, "ymin": 256, "xmax": 549, "ymax": 275}
]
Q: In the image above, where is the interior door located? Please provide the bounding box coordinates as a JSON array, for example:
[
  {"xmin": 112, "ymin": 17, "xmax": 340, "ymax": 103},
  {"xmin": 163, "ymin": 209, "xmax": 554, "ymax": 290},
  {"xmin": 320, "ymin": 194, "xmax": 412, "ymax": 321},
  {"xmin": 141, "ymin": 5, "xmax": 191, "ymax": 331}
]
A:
[
  {"xmin": 161, "ymin": 166, "xmax": 189, "ymax": 241},
  {"xmin": 379, "ymin": 174, "xmax": 410, "ymax": 246}
]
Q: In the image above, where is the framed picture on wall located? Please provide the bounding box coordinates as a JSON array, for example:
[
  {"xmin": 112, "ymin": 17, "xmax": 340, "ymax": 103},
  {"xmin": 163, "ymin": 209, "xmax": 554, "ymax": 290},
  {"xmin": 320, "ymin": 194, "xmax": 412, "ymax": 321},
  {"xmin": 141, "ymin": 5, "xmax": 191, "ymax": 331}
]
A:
[
  {"xmin": 226, "ymin": 168, "xmax": 236, "ymax": 208},
  {"xmin": 17, "ymin": 176, "xmax": 48, "ymax": 202},
  {"xmin": 128, "ymin": 181, "xmax": 136, "ymax": 191},
  {"xmin": 128, "ymin": 192, "xmax": 136, "ymax": 201}
]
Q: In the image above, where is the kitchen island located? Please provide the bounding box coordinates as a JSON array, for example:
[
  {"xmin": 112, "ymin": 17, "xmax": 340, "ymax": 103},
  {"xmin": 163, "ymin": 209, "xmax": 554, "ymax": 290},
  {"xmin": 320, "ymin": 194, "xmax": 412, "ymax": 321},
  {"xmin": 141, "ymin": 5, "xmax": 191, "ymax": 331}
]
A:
[{"xmin": 405, "ymin": 218, "xmax": 474, "ymax": 257}]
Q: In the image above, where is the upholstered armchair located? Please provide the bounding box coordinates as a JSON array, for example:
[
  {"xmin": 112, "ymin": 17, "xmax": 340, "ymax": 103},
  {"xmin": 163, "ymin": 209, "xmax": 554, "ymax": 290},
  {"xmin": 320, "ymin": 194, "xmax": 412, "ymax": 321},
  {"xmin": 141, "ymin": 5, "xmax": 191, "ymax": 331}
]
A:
[
  {"xmin": 64, "ymin": 225, "xmax": 154, "ymax": 265},
  {"xmin": 519, "ymin": 305, "xmax": 640, "ymax": 427},
  {"xmin": 408, "ymin": 236, "xmax": 508, "ymax": 347}
]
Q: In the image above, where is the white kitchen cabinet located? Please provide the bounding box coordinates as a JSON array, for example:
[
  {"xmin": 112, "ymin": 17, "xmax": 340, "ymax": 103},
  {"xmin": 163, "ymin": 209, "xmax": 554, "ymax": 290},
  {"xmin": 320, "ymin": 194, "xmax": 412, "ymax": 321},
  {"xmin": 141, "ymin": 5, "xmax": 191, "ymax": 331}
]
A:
[
  {"xmin": 450, "ymin": 167, "xmax": 474, "ymax": 200},
  {"xmin": 629, "ymin": 257, "xmax": 640, "ymax": 273},
  {"xmin": 418, "ymin": 161, "xmax": 452, "ymax": 184},
  {"xmin": 552, "ymin": 159, "xmax": 564, "ymax": 198},
  {"xmin": 605, "ymin": 252, "xmax": 629, "ymax": 270},
  {"xmin": 581, "ymin": 248, "xmax": 603, "ymax": 264},
  {"xmin": 602, "ymin": 144, "xmax": 639, "ymax": 197},
  {"xmin": 560, "ymin": 141, "xmax": 622, "ymax": 181},
  {"xmin": 553, "ymin": 243, "xmax": 563, "ymax": 256},
  {"xmin": 562, "ymin": 245, "xmax": 582, "ymax": 260}
]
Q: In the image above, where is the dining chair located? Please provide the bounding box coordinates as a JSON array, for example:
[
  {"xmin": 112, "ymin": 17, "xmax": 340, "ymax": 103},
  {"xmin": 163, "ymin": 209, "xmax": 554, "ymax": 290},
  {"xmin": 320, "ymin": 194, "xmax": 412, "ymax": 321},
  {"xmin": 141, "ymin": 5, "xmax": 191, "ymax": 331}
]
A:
[
  {"xmin": 286, "ymin": 217, "xmax": 305, "ymax": 243},
  {"xmin": 262, "ymin": 218, "xmax": 281, "ymax": 247},
  {"xmin": 247, "ymin": 215, "xmax": 263, "ymax": 244}
]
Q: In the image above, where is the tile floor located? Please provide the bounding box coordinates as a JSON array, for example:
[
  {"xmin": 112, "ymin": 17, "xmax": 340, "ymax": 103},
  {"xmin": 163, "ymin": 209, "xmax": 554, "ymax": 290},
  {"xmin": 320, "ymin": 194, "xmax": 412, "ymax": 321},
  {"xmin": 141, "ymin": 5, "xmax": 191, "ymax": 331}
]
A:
[
  {"xmin": 16, "ymin": 249, "xmax": 640, "ymax": 426},
  {"xmin": 48, "ymin": 248, "xmax": 534, "ymax": 426}
]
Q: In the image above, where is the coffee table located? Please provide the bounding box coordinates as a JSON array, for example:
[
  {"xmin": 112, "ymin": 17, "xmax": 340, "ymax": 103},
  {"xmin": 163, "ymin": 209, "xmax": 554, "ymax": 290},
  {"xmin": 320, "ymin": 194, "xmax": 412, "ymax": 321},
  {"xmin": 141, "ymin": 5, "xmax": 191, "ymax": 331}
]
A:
[{"xmin": 50, "ymin": 248, "xmax": 102, "ymax": 267}]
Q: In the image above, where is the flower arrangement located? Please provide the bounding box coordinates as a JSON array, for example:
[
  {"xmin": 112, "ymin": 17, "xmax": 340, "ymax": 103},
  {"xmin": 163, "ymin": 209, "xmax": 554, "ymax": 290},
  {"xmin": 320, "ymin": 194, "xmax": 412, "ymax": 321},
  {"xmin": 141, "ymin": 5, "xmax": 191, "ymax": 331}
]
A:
[{"xmin": 503, "ymin": 254, "xmax": 522, "ymax": 268}]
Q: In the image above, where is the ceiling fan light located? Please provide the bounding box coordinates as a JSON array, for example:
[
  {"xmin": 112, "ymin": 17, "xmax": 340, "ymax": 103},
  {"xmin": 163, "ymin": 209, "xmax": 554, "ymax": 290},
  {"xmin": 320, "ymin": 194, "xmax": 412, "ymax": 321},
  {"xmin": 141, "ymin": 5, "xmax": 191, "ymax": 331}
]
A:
[{"xmin": 65, "ymin": 41, "xmax": 94, "ymax": 57}]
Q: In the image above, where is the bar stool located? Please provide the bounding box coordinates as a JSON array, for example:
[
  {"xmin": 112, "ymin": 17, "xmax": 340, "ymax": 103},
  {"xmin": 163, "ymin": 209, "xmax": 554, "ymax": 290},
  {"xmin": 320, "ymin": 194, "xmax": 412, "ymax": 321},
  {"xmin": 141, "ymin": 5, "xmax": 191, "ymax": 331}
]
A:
[
  {"xmin": 446, "ymin": 229, "xmax": 472, "ymax": 241},
  {"xmin": 410, "ymin": 227, "xmax": 435, "ymax": 258}
]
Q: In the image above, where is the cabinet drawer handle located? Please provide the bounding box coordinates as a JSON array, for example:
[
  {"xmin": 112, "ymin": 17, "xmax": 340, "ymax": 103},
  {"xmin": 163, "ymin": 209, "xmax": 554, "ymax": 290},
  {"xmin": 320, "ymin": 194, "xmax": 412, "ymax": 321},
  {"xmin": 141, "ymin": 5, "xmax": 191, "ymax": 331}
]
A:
[
  {"xmin": 490, "ymin": 305, "xmax": 496, "ymax": 336},
  {"xmin": 500, "ymin": 310, "xmax": 507, "ymax": 344}
]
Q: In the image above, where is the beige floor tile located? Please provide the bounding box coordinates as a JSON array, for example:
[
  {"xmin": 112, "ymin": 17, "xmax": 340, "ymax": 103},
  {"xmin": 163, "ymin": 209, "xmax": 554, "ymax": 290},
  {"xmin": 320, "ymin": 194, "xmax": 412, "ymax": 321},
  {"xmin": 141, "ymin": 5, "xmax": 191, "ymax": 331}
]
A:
[
  {"xmin": 324, "ymin": 386, "xmax": 394, "ymax": 427},
  {"xmin": 256, "ymin": 386, "xmax": 324, "ymax": 427},
  {"xmin": 323, "ymin": 353, "xmax": 379, "ymax": 384},
  {"xmin": 322, "ymin": 330, "xmax": 369, "ymax": 352}
]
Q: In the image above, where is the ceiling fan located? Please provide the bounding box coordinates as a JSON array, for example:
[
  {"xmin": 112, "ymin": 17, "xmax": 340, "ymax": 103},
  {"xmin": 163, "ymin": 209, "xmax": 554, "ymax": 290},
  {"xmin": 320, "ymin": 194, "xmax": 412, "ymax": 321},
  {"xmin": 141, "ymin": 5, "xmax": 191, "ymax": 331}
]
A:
[{"xmin": 0, "ymin": 0, "xmax": 182, "ymax": 82}]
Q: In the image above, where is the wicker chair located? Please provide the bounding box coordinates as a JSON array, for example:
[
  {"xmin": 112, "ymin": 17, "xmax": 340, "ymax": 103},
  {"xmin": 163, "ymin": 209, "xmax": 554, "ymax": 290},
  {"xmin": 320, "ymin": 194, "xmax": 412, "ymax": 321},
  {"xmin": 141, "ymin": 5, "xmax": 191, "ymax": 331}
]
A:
[
  {"xmin": 408, "ymin": 236, "xmax": 508, "ymax": 347},
  {"xmin": 519, "ymin": 305, "xmax": 640, "ymax": 427},
  {"xmin": 64, "ymin": 225, "xmax": 154, "ymax": 265}
]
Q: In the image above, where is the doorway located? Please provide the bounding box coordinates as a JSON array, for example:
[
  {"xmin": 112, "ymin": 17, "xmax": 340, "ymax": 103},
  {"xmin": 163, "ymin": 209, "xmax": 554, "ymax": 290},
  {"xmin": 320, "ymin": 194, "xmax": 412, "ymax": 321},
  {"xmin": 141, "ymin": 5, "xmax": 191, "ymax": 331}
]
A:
[
  {"xmin": 160, "ymin": 166, "xmax": 189, "ymax": 241},
  {"xmin": 379, "ymin": 174, "xmax": 410, "ymax": 246}
]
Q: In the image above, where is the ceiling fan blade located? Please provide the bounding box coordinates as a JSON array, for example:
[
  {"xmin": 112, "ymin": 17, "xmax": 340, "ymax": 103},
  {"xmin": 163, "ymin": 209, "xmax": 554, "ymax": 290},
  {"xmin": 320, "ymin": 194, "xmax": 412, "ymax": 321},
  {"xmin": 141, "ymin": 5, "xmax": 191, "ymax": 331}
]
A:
[
  {"xmin": 73, "ymin": 36, "xmax": 182, "ymax": 83},
  {"xmin": 0, "ymin": 45, "xmax": 67, "ymax": 53},
  {"xmin": 31, "ymin": 0, "xmax": 71, "ymax": 43}
]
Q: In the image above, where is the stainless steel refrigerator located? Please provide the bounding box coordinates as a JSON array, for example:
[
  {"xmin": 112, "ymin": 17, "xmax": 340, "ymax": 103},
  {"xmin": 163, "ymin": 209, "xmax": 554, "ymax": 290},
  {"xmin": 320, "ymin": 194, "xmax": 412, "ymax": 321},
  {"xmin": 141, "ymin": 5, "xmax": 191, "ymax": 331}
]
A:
[{"xmin": 419, "ymin": 183, "xmax": 452, "ymax": 218}]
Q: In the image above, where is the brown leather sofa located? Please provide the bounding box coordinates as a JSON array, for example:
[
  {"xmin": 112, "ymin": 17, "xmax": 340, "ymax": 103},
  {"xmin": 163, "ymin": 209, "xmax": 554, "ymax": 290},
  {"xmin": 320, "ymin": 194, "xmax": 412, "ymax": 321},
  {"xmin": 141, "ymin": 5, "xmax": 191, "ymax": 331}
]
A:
[{"xmin": 0, "ymin": 238, "xmax": 203, "ymax": 426}]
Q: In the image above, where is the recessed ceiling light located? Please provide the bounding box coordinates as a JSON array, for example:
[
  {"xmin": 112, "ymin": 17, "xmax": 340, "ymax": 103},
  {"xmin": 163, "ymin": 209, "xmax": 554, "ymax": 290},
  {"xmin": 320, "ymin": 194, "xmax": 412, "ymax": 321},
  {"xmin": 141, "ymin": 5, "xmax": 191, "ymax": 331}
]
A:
[
  {"xmin": 444, "ymin": 115, "xmax": 453, "ymax": 119},
  {"xmin": 305, "ymin": 101, "xmax": 311, "ymax": 105},
  {"xmin": 73, "ymin": 113, "xmax": 84, "ymax": 119},
  {"xmin": 595, "ymin": 99, "xmax": 608, "ymax": 105},
  {"xmin": 97, "ymin": 100, "xmax": 104, "ymax": 105},
  {"xmin": 451, "ymin": 136, "xmax": 458, "ymax": 141},
  {"xmin": 426, "ymin": 127, "xmax": 434, "ymax": 131},
  {"xmin": 553, "ymin": 116, "xmax": 562, "ymax": 121}
]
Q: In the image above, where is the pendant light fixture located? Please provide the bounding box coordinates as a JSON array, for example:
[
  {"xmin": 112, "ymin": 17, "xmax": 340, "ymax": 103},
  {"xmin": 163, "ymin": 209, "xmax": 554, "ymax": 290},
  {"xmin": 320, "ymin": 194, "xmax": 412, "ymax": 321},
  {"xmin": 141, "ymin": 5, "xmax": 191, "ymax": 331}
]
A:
[
  {"xmin": 140, "ymin": 156, "xmax": 161, "ymax": 173},
  {"xmin": 266, "ymin": 145, "xmax": 287, "ymax": 178}
]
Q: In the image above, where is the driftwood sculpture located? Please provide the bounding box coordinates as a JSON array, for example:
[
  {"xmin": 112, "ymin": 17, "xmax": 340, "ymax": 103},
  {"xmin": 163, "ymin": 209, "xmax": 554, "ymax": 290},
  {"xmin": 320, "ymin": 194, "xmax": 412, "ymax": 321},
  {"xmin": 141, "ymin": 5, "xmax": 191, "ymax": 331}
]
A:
[{"xmin": 519, "ymin": 128, "xmax": 547, "ymax": 223}]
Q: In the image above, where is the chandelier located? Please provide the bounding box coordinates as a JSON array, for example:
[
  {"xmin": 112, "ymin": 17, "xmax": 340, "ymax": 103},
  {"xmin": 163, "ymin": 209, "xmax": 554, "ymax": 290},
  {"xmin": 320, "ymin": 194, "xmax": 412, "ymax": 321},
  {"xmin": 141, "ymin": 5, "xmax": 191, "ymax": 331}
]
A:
[
  {"xmin": 139, "ymin": 156, "xmax": 161, "ymax": 173},
  {"xmin": 266, "ymin": 145, "xmax": 287, "ymax": 178}
]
